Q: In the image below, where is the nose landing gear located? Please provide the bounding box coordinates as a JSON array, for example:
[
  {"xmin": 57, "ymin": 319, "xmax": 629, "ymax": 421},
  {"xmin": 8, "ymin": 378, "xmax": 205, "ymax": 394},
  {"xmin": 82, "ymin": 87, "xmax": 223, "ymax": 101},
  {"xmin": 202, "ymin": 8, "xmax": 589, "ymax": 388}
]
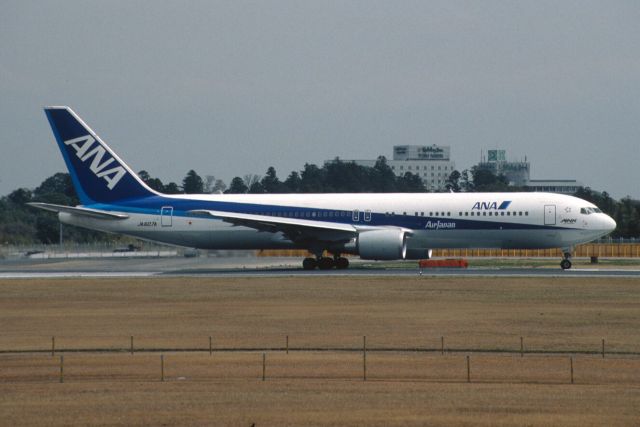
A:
[{"xmin": 560, "ymin": 250, "xmax": 572, "ymax": 270}]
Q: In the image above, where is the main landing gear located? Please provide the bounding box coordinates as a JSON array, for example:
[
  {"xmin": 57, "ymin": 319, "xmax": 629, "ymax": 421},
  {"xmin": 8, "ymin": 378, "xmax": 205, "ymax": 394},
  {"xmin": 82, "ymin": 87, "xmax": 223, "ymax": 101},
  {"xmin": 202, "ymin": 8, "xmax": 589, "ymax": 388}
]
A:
[
  {"xmin": 302, "ymin": 255, "xmax": 350, "ymax": 270},
  {"xmin": 560, "ymin": 250, "xmax": 572, "ymax": 270}
]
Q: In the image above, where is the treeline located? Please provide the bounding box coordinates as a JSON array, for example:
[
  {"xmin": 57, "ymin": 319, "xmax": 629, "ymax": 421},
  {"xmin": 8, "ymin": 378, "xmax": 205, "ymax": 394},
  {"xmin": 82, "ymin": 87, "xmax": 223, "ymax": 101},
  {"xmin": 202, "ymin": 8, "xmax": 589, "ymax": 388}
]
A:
[{"xmin": 1, "ymin": 158, "xmax": 638, "ymax": 244}]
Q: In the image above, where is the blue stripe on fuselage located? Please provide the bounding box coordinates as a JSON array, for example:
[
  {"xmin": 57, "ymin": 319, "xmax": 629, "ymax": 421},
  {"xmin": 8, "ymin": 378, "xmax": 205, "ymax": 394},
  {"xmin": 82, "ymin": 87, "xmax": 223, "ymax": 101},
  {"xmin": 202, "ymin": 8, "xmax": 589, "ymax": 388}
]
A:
[{"xmin": 86, "ymin": 196, "xmax": 570, "ymax": 231}]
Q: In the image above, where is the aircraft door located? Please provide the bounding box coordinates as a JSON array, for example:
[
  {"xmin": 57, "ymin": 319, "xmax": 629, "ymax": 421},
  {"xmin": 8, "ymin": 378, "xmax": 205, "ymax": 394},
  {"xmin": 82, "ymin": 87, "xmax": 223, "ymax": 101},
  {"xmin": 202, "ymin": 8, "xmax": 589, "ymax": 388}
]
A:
[
  {"xmin": 544, "ymin": 205, "xmax": 556, "ymax": 226},
  {"xmin": 161, "ymin": 206, "xmax": 173, "ymax": 227}
]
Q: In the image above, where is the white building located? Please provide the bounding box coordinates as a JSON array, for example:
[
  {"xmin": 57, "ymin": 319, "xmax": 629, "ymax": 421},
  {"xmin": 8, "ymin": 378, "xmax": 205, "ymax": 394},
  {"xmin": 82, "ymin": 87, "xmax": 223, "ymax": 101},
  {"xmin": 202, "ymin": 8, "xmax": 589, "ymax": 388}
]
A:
[
  {"xmin": 336, "ymin": 145, "xmax": 456, "ymax": 191},
  {"xmin": 478, "ymin": 149, "xmax": 583, "ymax": 194},
  {"xmin": 526, "ymin": 179, "xmax": 582, "ymax": 194}
]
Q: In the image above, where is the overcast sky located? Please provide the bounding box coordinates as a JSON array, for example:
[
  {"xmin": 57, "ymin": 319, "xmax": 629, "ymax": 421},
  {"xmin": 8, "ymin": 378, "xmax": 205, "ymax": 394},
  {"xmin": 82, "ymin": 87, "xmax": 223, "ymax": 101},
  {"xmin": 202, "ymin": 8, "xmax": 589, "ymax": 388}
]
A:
[{"xmin": 1, "ymin": 1, "xmax": 639, "ymax": 199}]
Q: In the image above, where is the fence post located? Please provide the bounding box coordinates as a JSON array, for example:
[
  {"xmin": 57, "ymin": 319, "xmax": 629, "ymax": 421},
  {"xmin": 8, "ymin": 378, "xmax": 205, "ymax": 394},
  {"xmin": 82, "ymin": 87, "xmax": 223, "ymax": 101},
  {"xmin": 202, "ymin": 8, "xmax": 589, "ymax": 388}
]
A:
[
  {"xmin": 286, "ymin": 335, "xmax": 289, "ymax": 354},
  {"xmin": 59, "ymin": 355, "xmax": 64, "ymax": 383},
  {"xmin": 51, "ymin": 336, "xmax": 55, "ymax": 357},
  {"xmin": 441, "ymin": 336, "xmax": 444, "ymax": 355},
  {"xmin": 262, "ymin": 353, "xmax": 266, "ymax": 381},
  {"xmin": 570, "ymin": 357, "xmax": 574, "ymax": 384},
  {"xmin": 363, "ymin": 336, "xmax": 367, "ymax": 381},
  {"xmin": 209, "ymin": 336, "xmax": 212, "ymax": 356},
  {"xmin": 130, "ymin": 336, "xmax": 134, "ymax": 355},
  {"xmin": 520, "ymin": 337, "xmax": 524, "ymax": 357},
  {"xmin": 161, "ymin": 355, "xmax": 164, "ymax": 382},
  {"xmin": 466, "ymin": 355, "xmax": 470, "ymax": 383}
]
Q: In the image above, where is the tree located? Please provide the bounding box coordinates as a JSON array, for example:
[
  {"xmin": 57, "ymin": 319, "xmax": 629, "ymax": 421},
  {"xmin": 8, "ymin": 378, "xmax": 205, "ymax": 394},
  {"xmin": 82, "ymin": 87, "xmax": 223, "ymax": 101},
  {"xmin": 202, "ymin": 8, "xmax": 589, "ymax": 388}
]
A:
[
  {"xmin": 445, "ymin": 170, "xmax": 461, "ymax": 192},
  {"xmin": 396, "ymin": 172, "xmax": 426, "ymax": 192},
  {"xmin": 226, "ymin": 177, "xmax": 248, "ymax": 194},
  {"xmin": 137, "ymin": 170, "xmax": 165, "ymax": 192},
  {"xmin": 460, "ymin": 169, "xmax": 473, "ymax": 192},
  {"xmin": 470, "ymin": 166, "xmax": 509, "ymax": 192},
  {"xmin": 8, "ymin": 188, "xmax": 32, "ymax": 205},
  {"xmin": 203, "ymin": 175, "xmax": 216, "ymax": 193},
  {"xmin": 284, "ymin": 171, "xmax": 302, "ymax": 192},
  {"xmin": 34, "ymin": 173, "xmax": 77, "ymax": 201},
  {"xmin": 260, "ymin": 167, "xmax": 286, "ymax": 193},
  {"xmin": 300, "ymin": 164, "xmax": 326, "ymax": 193},
  {"xmin": 248, "ymin": 181, "xmax": 265, "ymax": 193},
  {"xmin": 182, "ymin": 170, "xmax": 204, "ymax": 194},
  {"xmin": 243, "ymin": 174, "xmax": 260, "ymax": 190},
  {"xmin": 163, "ymin": 182, "xmax": 182, "ymax": 194},
  {"xmin": 211, "ymin": 179, "xmax": 227, "ymax": 194},
  {"xmin": 371, "ymin": 156, "xmax": 397, "ymax": 192}
]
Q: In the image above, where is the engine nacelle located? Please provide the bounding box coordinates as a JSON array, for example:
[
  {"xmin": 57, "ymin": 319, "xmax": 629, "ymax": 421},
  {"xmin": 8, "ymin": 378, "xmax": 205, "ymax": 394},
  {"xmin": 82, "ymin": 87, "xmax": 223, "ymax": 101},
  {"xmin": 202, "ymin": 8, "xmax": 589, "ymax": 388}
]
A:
[
  {"xmin": 405, "ymin": 248, "xmax": 433, "ymax": 260},
  {"xmin": 357, "ymin": 229, "xmax": 408, "ymax": 260}
]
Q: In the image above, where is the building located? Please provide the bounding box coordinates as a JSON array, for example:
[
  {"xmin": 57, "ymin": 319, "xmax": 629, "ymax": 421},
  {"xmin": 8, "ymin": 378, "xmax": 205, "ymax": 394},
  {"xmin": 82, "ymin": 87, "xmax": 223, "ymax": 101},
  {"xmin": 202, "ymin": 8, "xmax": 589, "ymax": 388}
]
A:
[
  {"xmin": 477, "ymin": 149, "xmax": 582, "ymax": 194},
  {"xmin": 477, "ymin": 149, "xmax": 530, "ymax": 187},
  {"xmin": 526, "ymin": 179, "xmax": 582, "ymax": 194},
  {"xmin": 335, "ymin": 145, "xmax": 456, "ymax": 191}
]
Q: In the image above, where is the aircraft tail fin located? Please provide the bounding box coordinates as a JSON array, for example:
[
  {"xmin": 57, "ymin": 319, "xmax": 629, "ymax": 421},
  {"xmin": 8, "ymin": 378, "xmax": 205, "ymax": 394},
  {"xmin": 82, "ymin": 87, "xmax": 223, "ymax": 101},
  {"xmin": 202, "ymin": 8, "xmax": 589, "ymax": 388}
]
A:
[{"xmin": 44, "ymin": 106, "xmax": 157, "ymax": 205}]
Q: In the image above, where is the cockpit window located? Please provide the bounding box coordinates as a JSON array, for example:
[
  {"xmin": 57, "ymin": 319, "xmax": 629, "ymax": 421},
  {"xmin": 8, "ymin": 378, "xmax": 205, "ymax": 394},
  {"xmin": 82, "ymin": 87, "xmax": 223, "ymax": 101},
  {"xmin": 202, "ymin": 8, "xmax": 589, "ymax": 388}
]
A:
[{"xmin": 580, "ymin": 207, "xmax": 602, "ymax": 215}]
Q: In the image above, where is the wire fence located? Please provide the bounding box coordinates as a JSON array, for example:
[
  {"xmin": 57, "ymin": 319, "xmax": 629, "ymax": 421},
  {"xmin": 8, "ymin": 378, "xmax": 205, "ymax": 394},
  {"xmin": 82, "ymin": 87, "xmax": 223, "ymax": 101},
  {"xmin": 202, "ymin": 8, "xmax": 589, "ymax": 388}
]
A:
[
  {"xmin": 2, "ymin": 335, "xmax": 639, "ymax": 384},
  {"xmin": 2, "ymin": 348, "xmax": 639, "ymax": 385}
]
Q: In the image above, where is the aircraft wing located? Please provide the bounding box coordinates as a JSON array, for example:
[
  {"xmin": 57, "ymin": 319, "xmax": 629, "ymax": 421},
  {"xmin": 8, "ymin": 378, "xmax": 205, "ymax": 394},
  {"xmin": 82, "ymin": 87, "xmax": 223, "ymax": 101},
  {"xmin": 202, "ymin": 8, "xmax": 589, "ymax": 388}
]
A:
[
  {"xmin": 27, "ymin": 202, "xmax": 130, "ymax": 220},
  {"xmin": 188, "ymin": 209, "xmax": 358, "ymax": 242}
]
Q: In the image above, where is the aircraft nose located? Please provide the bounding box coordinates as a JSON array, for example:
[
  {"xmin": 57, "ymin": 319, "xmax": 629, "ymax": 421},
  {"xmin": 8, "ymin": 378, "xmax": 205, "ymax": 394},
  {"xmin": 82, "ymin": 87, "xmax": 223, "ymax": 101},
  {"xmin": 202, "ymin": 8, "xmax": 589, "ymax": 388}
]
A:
[{"xmin": 603, "ymin": 214, "xmax": 617, "ymax": 232}]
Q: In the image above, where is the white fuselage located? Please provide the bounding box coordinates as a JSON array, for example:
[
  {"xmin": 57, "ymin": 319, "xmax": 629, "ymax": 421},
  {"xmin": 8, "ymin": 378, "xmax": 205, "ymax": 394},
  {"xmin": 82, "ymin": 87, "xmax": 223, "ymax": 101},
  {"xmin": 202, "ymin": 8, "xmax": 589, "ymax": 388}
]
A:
[{"xmin": 59, "ymin": 192, "xmax": 615, "ymax": 252}]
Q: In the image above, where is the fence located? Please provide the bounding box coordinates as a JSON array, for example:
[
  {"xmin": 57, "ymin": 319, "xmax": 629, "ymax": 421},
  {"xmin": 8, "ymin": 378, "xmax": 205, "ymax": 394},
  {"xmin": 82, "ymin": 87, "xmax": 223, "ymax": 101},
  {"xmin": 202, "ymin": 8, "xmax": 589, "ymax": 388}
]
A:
[
  {"xmin": 2, "ymin": 336, "xmax": 639, "ymax": 385},
  {"xmin": 258, "ymin": 243, "xmax": 640, "ymax": 258}
]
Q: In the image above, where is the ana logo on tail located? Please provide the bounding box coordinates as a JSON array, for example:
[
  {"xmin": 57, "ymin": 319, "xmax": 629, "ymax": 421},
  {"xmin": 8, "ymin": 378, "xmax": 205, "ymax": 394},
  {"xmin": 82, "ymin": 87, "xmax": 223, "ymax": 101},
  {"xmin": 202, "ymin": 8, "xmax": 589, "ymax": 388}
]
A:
[{"xmin": 64, "ymin": 135, "xmax": 127, "ymax": 190}]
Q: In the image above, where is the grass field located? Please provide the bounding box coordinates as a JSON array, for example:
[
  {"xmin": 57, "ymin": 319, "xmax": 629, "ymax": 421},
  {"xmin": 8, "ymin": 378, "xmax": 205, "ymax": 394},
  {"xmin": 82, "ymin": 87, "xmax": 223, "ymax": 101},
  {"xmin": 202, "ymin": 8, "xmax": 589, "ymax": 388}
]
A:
[{"xmin": 1, "ymin": 276, "xmax": 640, "ymax": 426}]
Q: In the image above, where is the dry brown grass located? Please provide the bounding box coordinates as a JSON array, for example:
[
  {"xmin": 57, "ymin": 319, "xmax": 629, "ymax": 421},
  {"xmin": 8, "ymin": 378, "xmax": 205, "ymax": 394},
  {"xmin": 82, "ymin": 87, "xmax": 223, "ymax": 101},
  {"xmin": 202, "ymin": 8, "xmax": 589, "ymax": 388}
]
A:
[{"xmin": 1, "ymin": 276, "xmax": 640, "ymax": 425}]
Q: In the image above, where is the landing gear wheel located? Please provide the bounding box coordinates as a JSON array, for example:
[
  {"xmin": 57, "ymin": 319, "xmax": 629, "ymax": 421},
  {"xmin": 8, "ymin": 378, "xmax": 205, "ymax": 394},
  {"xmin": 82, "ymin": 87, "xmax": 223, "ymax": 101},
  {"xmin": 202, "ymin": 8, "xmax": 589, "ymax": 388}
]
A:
[
  {"xmin": 302, "ymin": 257, "xmax": 317, "ymax": 270},
  {"xmin": 335, "ymin": 257, "xmax": 349, "ymax": 269},
  {"xmin": 318, "ymin": 257, "xmax": 335, "ymax": 270},
  {"xmin": 560, "ymin": 259, "xmax": 572, "ymax": 270}
]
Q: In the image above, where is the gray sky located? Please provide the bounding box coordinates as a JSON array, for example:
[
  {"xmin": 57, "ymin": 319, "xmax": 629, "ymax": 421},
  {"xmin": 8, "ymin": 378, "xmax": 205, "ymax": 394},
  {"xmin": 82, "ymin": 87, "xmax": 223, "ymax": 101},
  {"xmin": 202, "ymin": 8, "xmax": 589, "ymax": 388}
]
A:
[{"xmin": 1, "ymin": 1, "xmax": 639, "ymax": 199}]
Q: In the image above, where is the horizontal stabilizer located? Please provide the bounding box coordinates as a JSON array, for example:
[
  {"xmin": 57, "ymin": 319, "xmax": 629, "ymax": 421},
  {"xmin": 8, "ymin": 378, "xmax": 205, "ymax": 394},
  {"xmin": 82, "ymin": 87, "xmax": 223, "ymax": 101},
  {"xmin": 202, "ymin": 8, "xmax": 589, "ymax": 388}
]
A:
[{"xmin": 27, "ymin": 202, "xmax": 129, "ymax": 220}]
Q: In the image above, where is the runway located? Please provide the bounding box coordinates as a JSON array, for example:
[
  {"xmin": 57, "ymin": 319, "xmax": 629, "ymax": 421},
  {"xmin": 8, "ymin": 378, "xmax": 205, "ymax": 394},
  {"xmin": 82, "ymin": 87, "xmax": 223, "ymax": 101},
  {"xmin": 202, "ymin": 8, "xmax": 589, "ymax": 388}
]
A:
[{"xmin": 1, "ymin": 256, "xmax": 640, "ymax": 278}]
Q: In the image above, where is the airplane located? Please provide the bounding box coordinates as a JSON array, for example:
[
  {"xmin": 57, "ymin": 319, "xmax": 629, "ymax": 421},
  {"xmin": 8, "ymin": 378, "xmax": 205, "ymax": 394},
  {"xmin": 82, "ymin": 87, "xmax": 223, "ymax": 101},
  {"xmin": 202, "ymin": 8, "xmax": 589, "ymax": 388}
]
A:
[{"xmin": 29, "ymin": 106, "xmax": 616, "ymax": 270}]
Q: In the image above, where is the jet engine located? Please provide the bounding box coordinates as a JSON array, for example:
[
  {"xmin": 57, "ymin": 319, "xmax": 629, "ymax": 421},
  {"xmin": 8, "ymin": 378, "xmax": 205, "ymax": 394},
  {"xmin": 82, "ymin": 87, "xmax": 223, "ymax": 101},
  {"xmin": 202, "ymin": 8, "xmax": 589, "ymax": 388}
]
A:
[
  {"xmin": 405, "ymin": 248, "xmax": 433, "ymax": 260},
  {"xmin": 357, "ymin": 229, "xmax": 408, "ymax": 260}
]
